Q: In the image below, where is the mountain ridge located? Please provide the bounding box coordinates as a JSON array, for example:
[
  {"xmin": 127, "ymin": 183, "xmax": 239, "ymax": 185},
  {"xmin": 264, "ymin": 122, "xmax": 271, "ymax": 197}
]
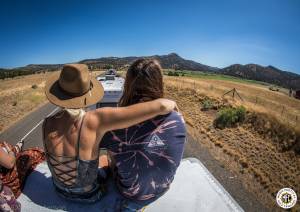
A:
[
  {"xmin": 1, "ymin": 53, "xmax": 299, "ymax": 89},
  {"xmin": 220, "ymin": 63, "xmax": 300, "ymax": 89}
]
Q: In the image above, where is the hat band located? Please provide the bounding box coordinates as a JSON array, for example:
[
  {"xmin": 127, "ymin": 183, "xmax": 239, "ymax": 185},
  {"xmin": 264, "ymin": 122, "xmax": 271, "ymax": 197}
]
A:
[{"xmin": 58, "ymin": 82, "xmax": 93, "ymax": 97}]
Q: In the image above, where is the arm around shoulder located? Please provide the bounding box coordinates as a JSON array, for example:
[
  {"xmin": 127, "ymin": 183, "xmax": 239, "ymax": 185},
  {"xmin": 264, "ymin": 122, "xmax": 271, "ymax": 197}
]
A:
[{"xmin": 94, "ymin": 98, "xmax": 177, "ymax": 133}]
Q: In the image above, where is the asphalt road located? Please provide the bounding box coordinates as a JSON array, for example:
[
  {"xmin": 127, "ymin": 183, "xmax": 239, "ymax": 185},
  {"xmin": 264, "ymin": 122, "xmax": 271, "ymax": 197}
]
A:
[
  {"xmin": 0, "ymin": 102, "xmax": 270, "ymax": 212},
  {"xmin": 0, "ymin": 103, "xmax": 58, "ymax": 149}
]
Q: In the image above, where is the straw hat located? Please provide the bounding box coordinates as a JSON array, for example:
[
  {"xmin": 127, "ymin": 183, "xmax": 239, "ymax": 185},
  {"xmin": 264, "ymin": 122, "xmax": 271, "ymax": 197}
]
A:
[{"xmin": 45, "ymin": 64, "xmax": 104, "ymax": 109}]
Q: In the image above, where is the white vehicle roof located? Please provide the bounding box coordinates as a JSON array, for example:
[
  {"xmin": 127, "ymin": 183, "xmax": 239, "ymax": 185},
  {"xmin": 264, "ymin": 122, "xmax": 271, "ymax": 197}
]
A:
[
  {"xmin": 88, "ymin": 74, "xmax": 124, "ymax": 108},
  {"xmin": 18, "ymin": 158, "xmax": 243, "ymax": 212},
  {"xmin": 96, "ymin": 76, "xmax": 124, "ymax": 92}
]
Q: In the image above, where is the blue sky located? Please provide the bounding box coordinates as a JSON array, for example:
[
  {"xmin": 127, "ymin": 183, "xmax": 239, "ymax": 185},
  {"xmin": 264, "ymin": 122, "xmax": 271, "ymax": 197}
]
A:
[{"xmin": 0, "ymin": 0, "xmax": 299, "ymax": 74}]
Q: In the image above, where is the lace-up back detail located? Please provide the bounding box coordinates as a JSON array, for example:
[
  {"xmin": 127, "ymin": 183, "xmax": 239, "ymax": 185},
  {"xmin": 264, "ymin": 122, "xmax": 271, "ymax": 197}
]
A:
[
  {"xmin": 43, "ymin": 115, "xmax": 85, "ymax": 187},
  {"xmin": 46, "ymin": 152, "xmax": 78, "ymax": 186},
  {"xmin": 42, "ymin": 114, "xmax": 102, "ymax": 204}
]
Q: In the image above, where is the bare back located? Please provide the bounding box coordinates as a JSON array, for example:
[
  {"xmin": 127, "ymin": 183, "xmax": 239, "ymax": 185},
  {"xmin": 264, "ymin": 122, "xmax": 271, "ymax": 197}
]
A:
[
  {"xmin": 43, "ymin": 111, "xmax": 101, "ymax": 160},
  {"xmin": 43, "ymin": 110, "xmax": 102, "ymax": 186}
]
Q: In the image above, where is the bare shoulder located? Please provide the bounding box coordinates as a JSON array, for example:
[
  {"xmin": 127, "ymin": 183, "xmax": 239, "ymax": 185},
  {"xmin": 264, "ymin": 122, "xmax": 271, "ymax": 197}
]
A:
[
  {"xmin": 43, "ymin": 116, "xmax": 59, "ymax": 140},
  {"xmin": 85, "ymin": 110, "xmax": 102, "ymax": 130}
]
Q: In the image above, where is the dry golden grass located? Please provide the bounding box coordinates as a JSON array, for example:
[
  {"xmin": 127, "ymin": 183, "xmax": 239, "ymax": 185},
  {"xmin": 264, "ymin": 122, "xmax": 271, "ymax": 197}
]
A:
[
  {"xmin": 164, "ymin": 77, "xmax": 300, "ymax": 210},
  {"xmin": 0, "ymin": 70, "xmax": 104, "ymax": 133},
  {"xmin": 165, "ymin": 76, "xmax": 300, "ymax": 132}
]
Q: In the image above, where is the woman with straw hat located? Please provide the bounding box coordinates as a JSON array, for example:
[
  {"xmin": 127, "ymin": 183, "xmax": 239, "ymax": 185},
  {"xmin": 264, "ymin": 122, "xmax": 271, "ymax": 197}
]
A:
[{"xmin": 42, "ymin": 64, "xmax": 177, "ymax": 203}]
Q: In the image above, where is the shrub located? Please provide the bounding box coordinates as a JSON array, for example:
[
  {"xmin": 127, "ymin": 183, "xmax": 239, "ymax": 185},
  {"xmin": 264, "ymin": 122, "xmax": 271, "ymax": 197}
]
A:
[
  {"xmin": 214, "ymin": 106, "xmax": 246, "ymax": 129},
  {"xmin": 31, "ymin": 84, "xmax": 38, "ymax": 89},
  {"xmin": 269, "ymin": 86, "xmax": 279, "ymax": 91},
  {"xmin": 167, "ymin": 71, "xmax": 173, "ymax": 76},
  {"xmin": 202, "ymin": 99, "xmax": 213, "ymax": 111},
  {"xmin": 167, "ymin": 71, "xmax": 179, "ymax": 76}
]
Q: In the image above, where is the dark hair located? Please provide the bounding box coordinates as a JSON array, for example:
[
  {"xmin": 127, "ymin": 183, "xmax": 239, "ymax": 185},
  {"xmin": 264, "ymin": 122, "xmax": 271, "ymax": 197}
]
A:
[{"xmin": 119, "ymin": 59, "xmax": 164, "ymax": 106}]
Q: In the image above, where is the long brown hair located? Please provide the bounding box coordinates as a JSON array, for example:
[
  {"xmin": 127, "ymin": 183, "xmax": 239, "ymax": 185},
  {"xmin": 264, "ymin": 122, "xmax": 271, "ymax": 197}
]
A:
[{"xmin": 119, "ymin": 59, "xmax": 164, "ymax": 106}]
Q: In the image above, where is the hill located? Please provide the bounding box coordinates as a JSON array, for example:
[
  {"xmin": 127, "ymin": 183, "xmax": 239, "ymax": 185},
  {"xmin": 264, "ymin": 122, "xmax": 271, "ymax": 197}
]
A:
[
  {"xmin": 1, "ymin": 53, "xmax": 300, "ymax": 89},
  {"xmin": 0, "ymin": 53, "xmax": 217, "ymax": 79},
  {"xmin": 79, "ymin": 53, "xmax": 219, "ymax": 72},
  {"xmin": 220, "ymin": 64, "xmax": 300, "ymax": 90}
]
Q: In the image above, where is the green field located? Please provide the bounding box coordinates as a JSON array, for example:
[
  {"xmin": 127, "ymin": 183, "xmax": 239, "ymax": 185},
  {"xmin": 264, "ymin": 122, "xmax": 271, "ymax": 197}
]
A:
[{"xmin": 163, "ymin": 69, "xmax": 272, "ymax": 86}]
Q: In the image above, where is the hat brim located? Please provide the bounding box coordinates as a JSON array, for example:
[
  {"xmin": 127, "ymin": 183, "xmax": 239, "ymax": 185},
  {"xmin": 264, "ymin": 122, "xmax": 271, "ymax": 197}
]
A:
[{"xmin": 45, "ymin": 72, "xmax": 104, "ymax": 109}]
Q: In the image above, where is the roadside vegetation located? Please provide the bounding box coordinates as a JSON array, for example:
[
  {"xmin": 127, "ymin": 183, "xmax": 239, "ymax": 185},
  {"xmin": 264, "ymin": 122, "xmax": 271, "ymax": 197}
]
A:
[
  {"xmin": 201, "ymin": 99, "xmax": 214, "ymax": 111},
  {"xmin": 0, "ymin": 69, "xmax": 36, "ymax": 79},
  {"xmin": 214, "ymin": 106, "xmax": 246, "ymax": 129}
]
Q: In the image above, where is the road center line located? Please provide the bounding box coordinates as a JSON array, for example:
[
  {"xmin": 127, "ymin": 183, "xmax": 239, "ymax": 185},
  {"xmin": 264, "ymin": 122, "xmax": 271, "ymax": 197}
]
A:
[{"xmin": 20, "ymin": 106, "xmax": 59, "ymax": 142}]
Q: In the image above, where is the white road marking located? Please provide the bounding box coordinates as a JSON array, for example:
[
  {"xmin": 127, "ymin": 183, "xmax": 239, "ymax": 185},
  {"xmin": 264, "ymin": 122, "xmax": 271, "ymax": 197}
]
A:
[{"xmin": 20, "ymin": 107, "xmax": 59, "ymax": 142}]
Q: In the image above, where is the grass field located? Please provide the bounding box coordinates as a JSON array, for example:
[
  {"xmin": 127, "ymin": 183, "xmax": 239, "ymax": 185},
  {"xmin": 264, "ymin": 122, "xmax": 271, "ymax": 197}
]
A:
[
  {"xmin": 163, "ymin": 76, "xmax": 300, "ymax": 210},
  {"xmin": 0, "ymin": 70, "xmax": 104, "ymax": 133},
  {"xmin": 164, "ymin": 72, "xmax": 300, "ymax": 132},
  {"xmin": 164, "ymin": 69, "xmax": 272, "ymax": 84}
]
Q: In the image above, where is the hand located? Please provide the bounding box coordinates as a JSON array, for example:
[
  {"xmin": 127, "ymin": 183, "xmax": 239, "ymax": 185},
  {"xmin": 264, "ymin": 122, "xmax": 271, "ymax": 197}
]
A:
[
  {"xmin": 3, "ymin": 142, "xmax": 11, "ymax": 153},
  {"xmin": 3, "ymin": 142, "xmax": 15, "ymax": 157},
  {"xmin": 157, "ymin": 98, "xmax": 178, "ymax": 115},
  {"xmin": 15, "ymin": 140, "xmax": 24, "ymax": 153}
]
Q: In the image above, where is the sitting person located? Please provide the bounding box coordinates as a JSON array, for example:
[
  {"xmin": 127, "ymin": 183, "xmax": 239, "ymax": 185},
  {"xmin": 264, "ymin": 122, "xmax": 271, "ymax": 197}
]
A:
[
  {"xmin": 0, "ymin": 140, "xmax": 45, "ymax": 212},
  {"xmin": 101, "ymin": 59, "xmax": 186, "ymax": 211},
  {"xmin": 0, "ymin": 180, "xmax": 20, "ymax": 212},
  {"xmin": 42, "ymin": 64, "xmax": 177, "ymax": 203},
  {"xmin": 0, "ymin": 140, "xmax": 45, "ymax": 197}
]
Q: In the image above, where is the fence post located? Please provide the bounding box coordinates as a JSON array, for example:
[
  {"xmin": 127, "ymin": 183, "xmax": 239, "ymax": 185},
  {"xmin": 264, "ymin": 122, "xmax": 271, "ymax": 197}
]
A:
[
  {"xmin": 281, "ymin": 106, "xmax": 285, "ymax": 116},
  {"xmin": 255, "ymin": 96, "xmax": 258, "ymax": 105}
]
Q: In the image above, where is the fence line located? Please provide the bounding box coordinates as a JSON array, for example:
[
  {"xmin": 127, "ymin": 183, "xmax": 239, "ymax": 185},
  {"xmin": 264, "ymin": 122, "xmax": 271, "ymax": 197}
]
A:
[{"xmin": 169, "ymin": 77, "xmax": 300, "ymax": 127}]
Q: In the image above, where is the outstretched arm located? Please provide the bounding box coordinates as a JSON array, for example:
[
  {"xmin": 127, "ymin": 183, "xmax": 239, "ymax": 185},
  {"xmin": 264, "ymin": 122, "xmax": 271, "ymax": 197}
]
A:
[{"xmin": 95, "ymin": 98, "xmax": 177, "ymax": 133}]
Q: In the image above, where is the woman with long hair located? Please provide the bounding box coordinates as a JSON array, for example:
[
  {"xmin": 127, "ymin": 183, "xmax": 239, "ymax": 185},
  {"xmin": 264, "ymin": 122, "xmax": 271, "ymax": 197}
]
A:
[
  {"xmin": 42, "ymin": 64, "xmax": 177, "ymax": 203},
  {"xmin": 101, "ymin": 59, "xmax": 186, "ymax": 211}
]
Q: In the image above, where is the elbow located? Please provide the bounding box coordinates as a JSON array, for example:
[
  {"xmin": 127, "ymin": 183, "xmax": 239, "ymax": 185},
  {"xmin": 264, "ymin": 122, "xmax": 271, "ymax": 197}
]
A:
[
  {"xmin": 160, "ymin": 102, "xmax": 167, "ymax": 115},
  {"xmin": 159, "ymin": 99, "xmax": 174, "ymax": 115}
]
